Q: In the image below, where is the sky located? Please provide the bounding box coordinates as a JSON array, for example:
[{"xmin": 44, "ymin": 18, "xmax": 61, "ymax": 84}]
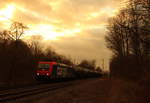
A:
[{"xmin": 0, "ymin": 0, "xmax": 125, "ymax": 71}]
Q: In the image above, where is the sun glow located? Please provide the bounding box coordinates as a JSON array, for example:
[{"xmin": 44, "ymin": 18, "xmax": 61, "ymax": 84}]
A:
[
  {"xmin": 0, "ymin": 2, "xmax": 119, "ymax": 41},
  {"xmin": 25, "ymin": 24, "xmax": 81, "ymax": 40},
  {"xmin": 0, "ymin": 4, "xmax": 15, "ymax": 21}
]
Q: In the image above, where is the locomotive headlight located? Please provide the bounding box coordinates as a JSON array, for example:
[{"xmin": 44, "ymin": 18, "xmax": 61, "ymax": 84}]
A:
[
  {"xmin": 46, "ymin": 73, "xmax": 49, "ymax": 76},
  {"xmin": 37, "ymin": 73, "xmax": 40, "ymax": 75}
]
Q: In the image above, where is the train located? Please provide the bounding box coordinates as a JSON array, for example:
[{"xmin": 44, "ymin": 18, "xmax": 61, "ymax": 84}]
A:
[{"xmin": 35, "ymin": 61, "xmax": 101, "ymax": 81}]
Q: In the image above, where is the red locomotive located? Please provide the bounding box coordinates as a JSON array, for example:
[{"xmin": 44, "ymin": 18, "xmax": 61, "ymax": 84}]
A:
[{"xmin": 36, "ymin": 61, "xmax": 76, "ymax": 80}]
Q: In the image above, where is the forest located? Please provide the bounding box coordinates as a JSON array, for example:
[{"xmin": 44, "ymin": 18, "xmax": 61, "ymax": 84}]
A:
[{"xmin": 106, "ymin": 0, "xmax": 150, "ymax": 81}]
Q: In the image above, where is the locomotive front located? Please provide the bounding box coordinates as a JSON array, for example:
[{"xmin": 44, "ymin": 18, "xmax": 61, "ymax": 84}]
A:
[{"xmin": 35, "ymin": 61, "xmax": 56, "ymax": 80}]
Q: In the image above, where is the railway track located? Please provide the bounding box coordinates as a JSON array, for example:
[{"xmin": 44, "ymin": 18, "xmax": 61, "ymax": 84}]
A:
[{"xmin": 0, "ymin": 80, "xmax": 75, "ymax": 102}]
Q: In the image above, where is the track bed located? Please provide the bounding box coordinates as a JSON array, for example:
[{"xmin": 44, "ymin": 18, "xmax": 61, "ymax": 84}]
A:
[{"xmin": 2, "ymin": 78, "xmax": 110, "ymax": 103}]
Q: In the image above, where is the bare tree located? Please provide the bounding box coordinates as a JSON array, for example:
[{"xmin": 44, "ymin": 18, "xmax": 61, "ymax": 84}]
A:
[
  {"xmin": 106, "ymin": 0, "xmax": 150, "ymax": 58},
  {"xmin": 0, "ymin": 30, "xmax": 10, "ymax": 41},
  {"xmin": 9, "ymin": 22, "xmax": 28, "ymax": 40},
  {"xmin": 78, "ymin": 59, "xmax": 96, "ymax": 70},
  {"xmin": 106, "ymin": 10, "xmax": 131, "ymax": 57},
  {"xmin": 28, "ymin": 35, "xmax": 44, "ymax": 58},
  {"xmin": 105, "ymin": 0, "xmax": 150, "ymax": 79}
]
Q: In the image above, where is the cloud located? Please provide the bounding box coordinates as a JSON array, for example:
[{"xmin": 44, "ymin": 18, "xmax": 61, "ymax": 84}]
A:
[
  {"xmin": 47, "ymin": 27, "xmax": 111, "ymax": 68},
  {"xmin": 0, "ymin": 0, "xmax": 123, "ymax": 70}
]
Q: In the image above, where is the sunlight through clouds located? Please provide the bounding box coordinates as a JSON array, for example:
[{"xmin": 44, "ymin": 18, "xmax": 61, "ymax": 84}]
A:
[
  {"xmin": 0, "ymin": 4, "xmax": 15, "ymax": 20},
  {"xmin": 0, "ymin": 0, "xmax": 123, "ymax": 69},
  {"xmin": 25, "ymin": 24, "xmax": 81, "ymax": 40},
  {"xmin": 0, "ymin": 4, "xmax": 16, "ymax": 29}
]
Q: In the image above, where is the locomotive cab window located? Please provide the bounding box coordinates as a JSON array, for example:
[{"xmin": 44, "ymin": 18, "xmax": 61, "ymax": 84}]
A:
[{"xmin": 38, "ymin": 64, "xmax": 50, "ymax": 70}]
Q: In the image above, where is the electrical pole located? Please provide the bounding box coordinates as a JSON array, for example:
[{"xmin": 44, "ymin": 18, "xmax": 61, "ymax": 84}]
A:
[{"xmin": 102, "ymin": 59, "xmax": 104, "ymax": 70}]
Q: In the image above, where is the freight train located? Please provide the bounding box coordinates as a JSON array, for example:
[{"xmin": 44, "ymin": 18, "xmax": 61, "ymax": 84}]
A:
[{"xmin": 35, "ymin": 61, "xmax": 101, "ymax": 81}]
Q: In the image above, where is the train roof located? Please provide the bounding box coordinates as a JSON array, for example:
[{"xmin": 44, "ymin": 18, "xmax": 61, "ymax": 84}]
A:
[
  {"xmin": 38, "ymin": 61, "xmax": 73, "ymax": 67},
  {"xmin": 38, "ymin": 61, "xmax": 57, "ymax": 65}
]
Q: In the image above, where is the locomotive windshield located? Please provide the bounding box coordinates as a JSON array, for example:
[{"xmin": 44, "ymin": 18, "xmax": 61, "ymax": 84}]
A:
[{"xmin": 38, "ymin": 63, "xmax": 50, "ymax": 70}]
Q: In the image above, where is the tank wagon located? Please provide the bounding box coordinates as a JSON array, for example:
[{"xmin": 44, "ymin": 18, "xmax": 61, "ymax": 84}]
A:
[{"xmin": 35, "ymin": 61, "xmax": 101, "ymax": 81}]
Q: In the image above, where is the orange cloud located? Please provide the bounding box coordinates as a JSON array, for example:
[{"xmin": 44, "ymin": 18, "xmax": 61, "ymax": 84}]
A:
[{"xmin": 0, "ymin": 0, "xmax": 123, "ymax": 70}]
